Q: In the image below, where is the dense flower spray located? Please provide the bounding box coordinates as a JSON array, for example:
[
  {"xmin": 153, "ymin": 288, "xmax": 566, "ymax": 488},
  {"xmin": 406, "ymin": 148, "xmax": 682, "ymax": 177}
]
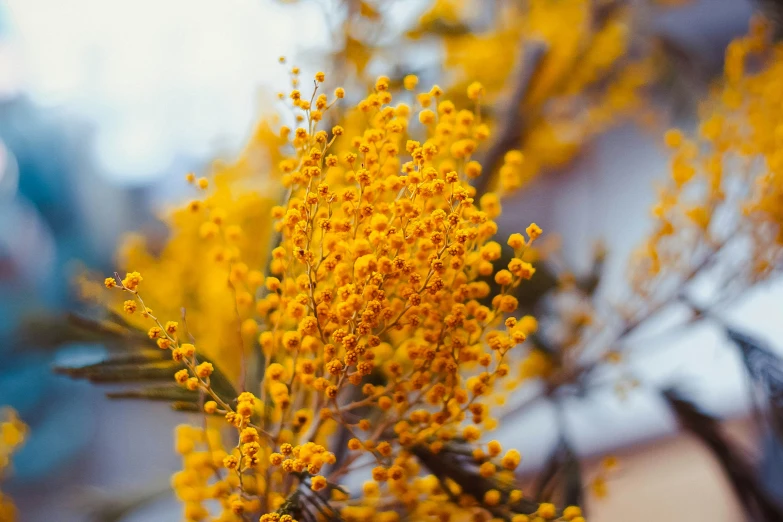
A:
[
  {"xmin": 517, "ymin": 17, "xmax": 783, "ymax": 383},
  {"xmin": 65, "ymin": 13, "xmax": 783, "ymax": 522},
  {"xmin": 420, "ymin": 0, "xmax": 655, "ymax": 193},
  {"xmin": 102, "ymin": 70, "xmax": 582, "ymax": 522},
  {"xmin": 624, "ymin": 17, "xmax": 783, "ymax": 328},
  {"xmin": 332, "ymin": 0, "xmax": 661, "ymax": 194}
]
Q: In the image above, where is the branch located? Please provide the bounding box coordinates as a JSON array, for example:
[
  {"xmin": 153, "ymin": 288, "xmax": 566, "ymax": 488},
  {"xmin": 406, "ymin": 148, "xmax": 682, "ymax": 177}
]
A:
[
  {"xmin": 663, "ymin": 389, "xmax": 783, "ymax": 522},
  {"xmin": 473, "ymin": 40, "xmax": 548, "ymax": 199}
]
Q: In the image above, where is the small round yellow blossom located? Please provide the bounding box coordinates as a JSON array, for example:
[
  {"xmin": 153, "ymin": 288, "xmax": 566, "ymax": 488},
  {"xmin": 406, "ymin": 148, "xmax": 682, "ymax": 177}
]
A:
[
  {"xmin": 526, "ymin": 223, "xmax": 542, "ymax": 242},
  {"xmin": 465, "ymin": 160, "xmax": 482, "ymax": 179},
  {"xmin": 375, "ymin": 76, "xmax": 390, "ymax": 91},
  {"xmin": 265, "ymin": 277, "xmax": 281, "ymax": 292},
  {"xmin": 363, "ymin": 480, "xmax": 380, "ymax": 496},
  {"xmin": 664, "ymin": 128, "xmax": 683, "ymax": 148},
  {"xmin": 537, "ymin": 503, "xmax": 557, "ymax": 519},
  {"xmin": 223, "ymin": 455, "xmax": 238, "ymax": 469},
  {"xmin": 173, "ymin": 369, "xmax": 188, "ymax": 385},
  {"xmin": 467, "ymin": 81, "xmax": 485, "ymax": 100},
  {"xmin": 123, "ymin": 300, "xmax": 137, "ymax": 314},
  {"xmin": 371, "ymin": 466, "xmax": 388, "ymax": 482},
  {"xmin": 494, "ymin": 270, "xmax": 513, "ymax": 286},
  {"xmin": 419, "ymin": 109, "xmax": 435, "ymax": 125},
  {"xmin": 483, "ymin": 489, "xmax": 501, "ymax": 506},
  {"xmin": 478, "ymin": 461, "xmax": 496, "ymax": 477},
  {"xmin": 311, "ymin": 475, "xmax": 328, "ymax": 491},
  {"xmin": 180, "ymin": 343, "xmax": 195, "ymax": 357},
  {"xmin": 388, "ymin": 465, "xmax": 404, "ymax": 481},
  {"xmin": 519, "ymin": 315, "xmax": 538, "ymax": 333},
  {"xmin": 195, "ymin": 362, "xmax": 213, "ymax": 378},
  {"xmin": 501, "ymin": 449, "xmax": 521, "ymax": 470},
  {"xmin": 463, "ymin": 425, "xmax": 481, "ymax": 441},
  {"xmin": 236, "ymin": 400, "xmax": 254, "ymax": 417},
  {"xmin": 122, "ymin": 271, "xmax": 143, "ymax": 290},
  {"xmin": 508, "ymin": 233, "xmax": 526, "ymax": 250},
  {"xmin": 266, "ymin": 363, "xmax": 286, "ymax": 381}
]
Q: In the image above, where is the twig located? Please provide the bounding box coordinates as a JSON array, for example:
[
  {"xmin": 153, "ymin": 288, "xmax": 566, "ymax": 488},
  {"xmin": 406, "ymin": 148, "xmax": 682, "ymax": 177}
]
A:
[{"xmin": 582, "ymin": 233, "xmax": 736, "ymax": 377}]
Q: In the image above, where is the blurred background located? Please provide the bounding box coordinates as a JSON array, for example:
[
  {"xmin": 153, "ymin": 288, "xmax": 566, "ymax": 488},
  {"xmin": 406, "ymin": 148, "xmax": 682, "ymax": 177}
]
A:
[{"xmin": 2, "ymin": 0, "xmax": 781, "ymax": 520}]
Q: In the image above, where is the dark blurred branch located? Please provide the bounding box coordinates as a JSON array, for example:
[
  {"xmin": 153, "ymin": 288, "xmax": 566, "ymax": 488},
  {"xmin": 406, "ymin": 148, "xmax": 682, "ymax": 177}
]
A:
[
  {"xmin": 726, "ymin": 328, "xmax": 783, "ymax": 443},
  {"xmin": 534, "ymin": 439, "xmax": 583, "ymax": 509},
  {"xmin": 473, "ymin": 41, "xmax": 547, "ymax": 198},
  {"xmin": 473, "ymin": 0, "xmax": 630, "ymax": 199},
  {"xmin": 412, "ymin": 444, "xmax": 540, "ymax": 517},
  {"xmin": 663, "ymin": 389, "xmax": 783, "ymax": 521}
]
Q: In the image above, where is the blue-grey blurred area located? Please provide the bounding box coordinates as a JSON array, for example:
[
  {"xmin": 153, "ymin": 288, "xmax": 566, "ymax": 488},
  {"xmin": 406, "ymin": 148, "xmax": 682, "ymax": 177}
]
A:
[
  {"xmin": 0, "ymin": 3, "xmax": 158, "ymax": 517},
  {"xmin": 0, "ymin": 92, "xmax": 96, "ymax": 476},
  {"xmin": 0, "ymin": 30, "xmax": 135, "ymax": 510}
]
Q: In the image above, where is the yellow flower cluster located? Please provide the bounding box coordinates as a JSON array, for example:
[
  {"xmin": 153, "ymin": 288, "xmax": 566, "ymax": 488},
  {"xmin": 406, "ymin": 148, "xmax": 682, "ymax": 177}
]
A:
[
  {"xmin": 280, "ymin": 0, "xmax": 662, "ymax": 196},
  {"xmin": 0, "ymin": 409, "xmax": 27, "ymax": 522},
  {"xmin": 412, "ymin": 0, "xmax": 656, "ymax": 193},
  {"xmin": 629, "ymin": 17, "xmax": 782, "ymax": 306},
  {"xmin": 94, "ymin": 169, "xmax": 277, "ymax": 379},
  {"xmin": 104, "ymin": 70, "xmax": 581, "ymax": 521}
]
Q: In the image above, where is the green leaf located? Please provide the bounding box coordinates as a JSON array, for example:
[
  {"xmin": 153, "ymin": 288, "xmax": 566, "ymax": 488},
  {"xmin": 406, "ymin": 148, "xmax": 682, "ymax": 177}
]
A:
[
  {"xmin": 50, "ymin": 313, "xmax": 239, "ymax": 412},
  {"xmin": 15, "ymin": 312, "xmax": 147, "ymax": 353},
  {"xmin": 106, "ymin": 385, "xmax": 199, "ymax": 403},
  {"xmin": 54, "ymin": 360, "xmax": 183, "ymax": 382},
  {"xmin": 171, "ymin": 401, "xmax": 202, "ymax": 413}
]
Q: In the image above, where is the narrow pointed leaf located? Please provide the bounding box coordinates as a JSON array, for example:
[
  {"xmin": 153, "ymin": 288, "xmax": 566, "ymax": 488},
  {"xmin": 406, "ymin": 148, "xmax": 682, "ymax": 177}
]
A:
[
  {"xmin": 106, "ymin": 385, "xmax": 198, "ymax": 403},
  {"xmin": 726, "ymin": 328, "xmax": 783, "ymax": 441},
  {"xmin": 54, "ymin": 361, "xmax": 183, "ymax": 382}
]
